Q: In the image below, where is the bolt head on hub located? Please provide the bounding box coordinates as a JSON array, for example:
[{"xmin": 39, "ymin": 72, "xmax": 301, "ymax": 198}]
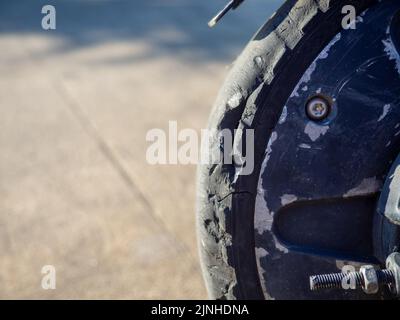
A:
[{"xmin": 306, "ymin": 96, "xmax": 331, "ymax": 121}]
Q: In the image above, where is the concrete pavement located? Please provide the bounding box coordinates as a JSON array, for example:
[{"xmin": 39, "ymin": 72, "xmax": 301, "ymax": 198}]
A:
[{"xmin": 0, "ymin": 0, "xmax": 280, "ymax": 299}]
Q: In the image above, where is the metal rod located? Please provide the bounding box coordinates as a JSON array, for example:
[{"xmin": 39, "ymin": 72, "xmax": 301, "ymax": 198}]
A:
[{"xmin": 208, "ymin": 0, "xmax": 244, "ymax": 28}]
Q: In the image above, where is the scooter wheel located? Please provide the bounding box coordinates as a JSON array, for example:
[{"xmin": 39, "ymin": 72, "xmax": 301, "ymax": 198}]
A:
[{"xmin": 197, "ymin": 0, "xmax": 400, "ymax": 299}]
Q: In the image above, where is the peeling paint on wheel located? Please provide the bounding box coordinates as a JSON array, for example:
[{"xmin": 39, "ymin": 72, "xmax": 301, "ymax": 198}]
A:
[
  {"xmin": 378, "ymin": 104, "xmax": 392, "ymax": 122},
  {"xmin": 291, "ymin": 33, "xmax": 342, "ymax": 98},
  {"xmin": 304, "ymin": 122, "xmax": 329, "ymax": 142},
  {"xmin": 280, "ymin": 194, "xmax": 298, "ymax": 206},
  {"xmin": 343, "ymin": 177, "xmax": 382, "ymax": 198},
  {"xmin": 383, "ymin": 37, "xmax": 400, "ymax": 76}
]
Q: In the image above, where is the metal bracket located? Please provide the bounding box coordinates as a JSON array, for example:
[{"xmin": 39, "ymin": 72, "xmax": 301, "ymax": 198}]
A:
[
  {"xmin": 386, "ymin": 252, "xmax": 400, "ymax": 296},
  {"xmin": 377, "ymin": 153, "xmax": 400, "ymax": 226}
]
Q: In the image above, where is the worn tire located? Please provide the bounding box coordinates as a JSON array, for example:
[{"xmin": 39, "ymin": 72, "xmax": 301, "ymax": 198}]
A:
[{"xmin": 197, "ymin": 0, "xmax": 378, "ymax": 300}]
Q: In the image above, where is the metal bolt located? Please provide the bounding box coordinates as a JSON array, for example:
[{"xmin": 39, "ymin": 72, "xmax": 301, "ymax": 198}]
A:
[
  {"xmin": 310, "ymin": 268, "xmax": 394, "ymax": 293},
  {"xmin": 306, "ymin": 96, "xmax": 331, "ymax": 121}
]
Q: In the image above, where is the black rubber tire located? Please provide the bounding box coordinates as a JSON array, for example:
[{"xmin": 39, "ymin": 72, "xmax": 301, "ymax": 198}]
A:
[{"xmin": 197, "ymin": 0, "xmax": 378, "ymax": 300}]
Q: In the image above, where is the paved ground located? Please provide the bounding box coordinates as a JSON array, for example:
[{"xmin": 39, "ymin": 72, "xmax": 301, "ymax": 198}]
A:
[{"xmin": 0, "ymin": 0, "xmax": 280, "ymax": 299}]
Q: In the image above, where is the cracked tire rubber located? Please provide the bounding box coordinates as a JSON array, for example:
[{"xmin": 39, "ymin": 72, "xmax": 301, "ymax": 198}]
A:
[{"xmin": 197, "ymin": 0, "xmax": 378, "ymax": 300}]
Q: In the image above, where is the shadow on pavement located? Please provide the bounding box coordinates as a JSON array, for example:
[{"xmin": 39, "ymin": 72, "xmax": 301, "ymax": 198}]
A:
[{"xmin": 0, "ymin": 0, "xmax": 281, "ymax": 64}]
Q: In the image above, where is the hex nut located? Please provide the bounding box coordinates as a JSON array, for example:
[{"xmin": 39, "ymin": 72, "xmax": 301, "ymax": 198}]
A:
[{"xmin": 360, "ymin": 265, "xmax": 379, "ymax": 294}]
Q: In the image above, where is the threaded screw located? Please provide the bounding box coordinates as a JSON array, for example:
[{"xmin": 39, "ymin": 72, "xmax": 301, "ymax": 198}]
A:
[{"xmin": 310, "ymin": 269, "xmax": 394, "ymax": 291}]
